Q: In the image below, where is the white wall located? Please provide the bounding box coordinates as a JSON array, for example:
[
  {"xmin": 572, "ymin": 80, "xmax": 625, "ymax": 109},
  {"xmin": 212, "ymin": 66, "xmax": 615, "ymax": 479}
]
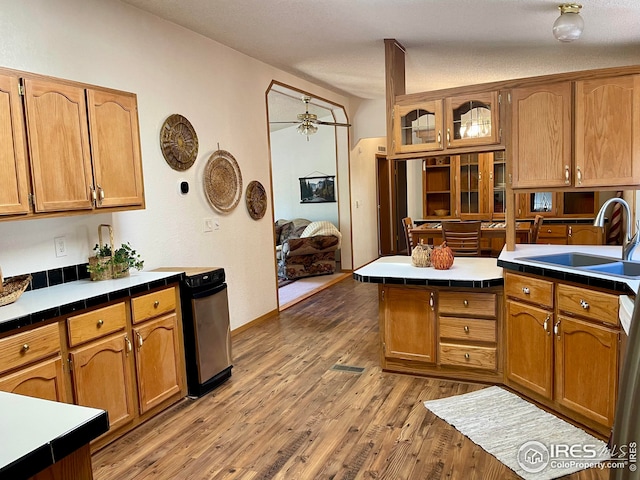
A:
[
  {"xmin": 271, "ymin": 126, "xmax": 339, "ymax": 226},
  {"xmin": 0, "ymin": 0, "xmax": 354, "ymax": 330}
]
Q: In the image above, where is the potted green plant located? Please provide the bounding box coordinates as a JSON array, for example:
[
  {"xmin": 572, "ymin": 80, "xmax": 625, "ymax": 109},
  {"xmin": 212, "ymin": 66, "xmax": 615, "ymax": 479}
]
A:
[{"xmin": 88, "ymin": 242, "xmax": 144, "ymax": 281}]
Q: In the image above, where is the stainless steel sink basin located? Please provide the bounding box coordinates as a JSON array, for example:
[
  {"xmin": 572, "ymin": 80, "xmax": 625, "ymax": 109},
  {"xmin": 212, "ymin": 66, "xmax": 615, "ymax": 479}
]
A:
[
  {"xmin": 582, "ymin": 261, "xmax": 640, "ymax": 278},
  {"xmin": 518, "ymin": 252, "xmax": 618, "ymax": 268},
  {"xmin": 516, "ymin": 252, "xmax": 640, "ymax": 279}
]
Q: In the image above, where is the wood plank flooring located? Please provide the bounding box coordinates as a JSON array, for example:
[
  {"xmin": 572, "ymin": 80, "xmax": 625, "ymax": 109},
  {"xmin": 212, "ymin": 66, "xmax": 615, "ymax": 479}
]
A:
[{"xmin": 92, "ymin": 278, "xmax": 608, "ymax": 479}]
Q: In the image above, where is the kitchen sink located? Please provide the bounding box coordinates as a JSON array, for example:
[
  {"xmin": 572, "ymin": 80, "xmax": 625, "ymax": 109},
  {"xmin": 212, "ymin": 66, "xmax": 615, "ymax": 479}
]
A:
[
  {"xmin": 517, "ymin": 252, "xmax": 640, "ymax": 279},
  {"xmin": 582, "ymin": 261, "xmax": 640, "ymax": 278},
  {"xmin": 518, "ymin": 252, "xmax": 618, "ymax": 268}
]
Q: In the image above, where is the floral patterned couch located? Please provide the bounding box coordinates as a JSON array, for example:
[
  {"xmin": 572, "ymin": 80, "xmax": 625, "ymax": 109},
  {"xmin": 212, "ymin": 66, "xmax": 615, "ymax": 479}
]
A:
[{"xmin": 275, "ymin": 218, "xmax": 341, "ymax": 280}]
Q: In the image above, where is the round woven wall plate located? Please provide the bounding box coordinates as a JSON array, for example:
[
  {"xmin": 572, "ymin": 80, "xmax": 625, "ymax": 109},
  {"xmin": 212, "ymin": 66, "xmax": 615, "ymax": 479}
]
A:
[
  {"xmin": 204, "ymin": 150, "xmax": 243, "ymax": 213},
  {"xmin": 160, "ymin": 114, "xmax": 199, "ymax": 171},
  {"xmin": 246, "ymin": 180, "xmax": 267, "ymax": 220}
]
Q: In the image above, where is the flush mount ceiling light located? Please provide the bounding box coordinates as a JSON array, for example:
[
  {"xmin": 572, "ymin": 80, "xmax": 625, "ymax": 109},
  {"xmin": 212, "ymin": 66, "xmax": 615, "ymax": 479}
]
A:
[{"xmin": 553, "ymin": 3, "xmax": 584, "ymax": 42}]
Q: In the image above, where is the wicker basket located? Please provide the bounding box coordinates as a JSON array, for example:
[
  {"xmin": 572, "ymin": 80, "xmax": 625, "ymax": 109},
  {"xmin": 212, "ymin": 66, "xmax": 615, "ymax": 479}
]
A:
[
  {"xmin": 88, "ymin": 224, "xmax": 130, "ymax": 281},
  {"xmin": 0, "ymin": 274, "xmax": 32, "ymax": 307}
]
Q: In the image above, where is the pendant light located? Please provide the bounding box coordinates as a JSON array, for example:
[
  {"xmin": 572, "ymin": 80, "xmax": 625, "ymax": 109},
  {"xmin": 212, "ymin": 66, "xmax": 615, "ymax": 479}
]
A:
[{"xmin": 553, "ymin": 3, "xmax": 584, "ymax": 42}]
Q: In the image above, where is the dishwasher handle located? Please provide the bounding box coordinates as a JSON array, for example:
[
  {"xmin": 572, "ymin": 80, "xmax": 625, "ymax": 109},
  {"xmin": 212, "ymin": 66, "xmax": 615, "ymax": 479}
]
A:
[{"xmin": 190, "ymin": 282, "xmax": 227, "ymax": 299}]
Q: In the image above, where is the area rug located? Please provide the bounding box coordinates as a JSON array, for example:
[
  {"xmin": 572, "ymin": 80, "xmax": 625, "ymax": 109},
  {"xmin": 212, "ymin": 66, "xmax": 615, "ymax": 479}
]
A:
[{"xmin": 423, "ymin": 386, "xmax": 611, "ymax": 479}]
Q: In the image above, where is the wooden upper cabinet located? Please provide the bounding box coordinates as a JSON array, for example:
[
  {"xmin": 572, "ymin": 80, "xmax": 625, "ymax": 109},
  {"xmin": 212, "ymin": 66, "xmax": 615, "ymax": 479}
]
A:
[
  {"xmin": 23, "ymin": 78, "xmax": 94, "ymax": 212},
  {"xmin": 510, "ymin": 82, "xmax": 572, "ymax": 189},
  {"xmin": 0, "ymin": 74, "xmax": 29, "ymax": 216},
  {"xmin": 394, "ymin": 100, "xmax": 443, "ymax": 154},
  {"xmin": 87, "ymin": 89, "xmax": 144, "ymax": 208},
  {"xmin": 444, "ymin": 91, "xmax": 500, "ymax": 149},
  {"xmin": 575, "ymin": 74, "xmax": 640, "ymax": 188}
]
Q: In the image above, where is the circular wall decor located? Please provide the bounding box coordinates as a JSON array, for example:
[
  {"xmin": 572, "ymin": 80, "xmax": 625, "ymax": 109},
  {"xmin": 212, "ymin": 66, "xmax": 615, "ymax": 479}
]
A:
[
  {"xmin": 246, "ymin": 180, "xmax": 267, "ymax": 220},
  {"xmin": 160, "ymin": 114, "xmax": 199, "ymax": 171},
  {"xmin": 203, "ymin": 150, "xmax": 243, "ymax": 213}
]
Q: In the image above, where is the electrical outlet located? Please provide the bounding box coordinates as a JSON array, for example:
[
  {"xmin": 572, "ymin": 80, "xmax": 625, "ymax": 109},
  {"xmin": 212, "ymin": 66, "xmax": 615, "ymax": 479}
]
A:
[
  {"xmin": 54, "ymin": 236, "xmax": 67, "ymax": 257},
  {"xmin": 203, "ymin": 218, "xmax": 213, "ymax": 233}
]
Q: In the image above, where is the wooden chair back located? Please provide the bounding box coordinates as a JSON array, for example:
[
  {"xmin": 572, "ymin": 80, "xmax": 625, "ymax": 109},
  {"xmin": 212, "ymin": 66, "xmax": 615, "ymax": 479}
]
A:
[
  {"xmin": 530, "ymin": 215, "xmax": 544, "ymax": 244},
  {"xmin": 402, "ymin": 217, "xmax": 414, "ymax": 255},
  {"xmin": 442, "ymin": 221, "xmax": 482, "ymax": 256}
]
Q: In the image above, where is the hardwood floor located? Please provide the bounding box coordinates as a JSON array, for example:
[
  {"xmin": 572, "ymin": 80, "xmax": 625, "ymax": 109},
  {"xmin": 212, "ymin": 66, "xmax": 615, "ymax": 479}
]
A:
[{"xmin": 92, "ymin": 278, "xmax": 608, "ymax": 479}]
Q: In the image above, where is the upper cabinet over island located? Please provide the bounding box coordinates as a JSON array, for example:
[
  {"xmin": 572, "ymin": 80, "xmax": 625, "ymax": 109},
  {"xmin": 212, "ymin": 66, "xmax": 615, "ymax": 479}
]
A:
[{"xmin": 0, "ymin": 66, "xmax": 145, "ymax": 220}]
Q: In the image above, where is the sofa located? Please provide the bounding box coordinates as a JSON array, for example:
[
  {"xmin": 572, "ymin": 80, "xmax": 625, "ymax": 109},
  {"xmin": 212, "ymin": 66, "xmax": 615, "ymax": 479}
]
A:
[{"xmin": 275, "ymin": 218, "xmax": 341, "ymax": 280}]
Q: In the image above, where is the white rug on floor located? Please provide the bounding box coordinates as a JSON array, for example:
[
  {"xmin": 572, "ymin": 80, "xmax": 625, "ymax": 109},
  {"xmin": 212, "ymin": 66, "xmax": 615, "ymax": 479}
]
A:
[
  {"xmin": 278, "ymin": 272, "xmax": 350, "ymax": 307},
  {"xmin": 423, "ymin": 386, "xmax": 611, "ymax": 479}
]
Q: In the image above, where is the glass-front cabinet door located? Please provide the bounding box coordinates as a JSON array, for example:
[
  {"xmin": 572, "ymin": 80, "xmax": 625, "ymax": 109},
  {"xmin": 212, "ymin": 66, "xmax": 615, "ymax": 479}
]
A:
[
  {"xmin": 445, "ymin": 92, "xmax": 500, "ymax": 149},
  {"xmin": 394, "ymin": 100, "xmax": 443, "ymax": 154},
  {"xmin": 492, "ymin": 151, "xmax": 507, "ymax": 218}
]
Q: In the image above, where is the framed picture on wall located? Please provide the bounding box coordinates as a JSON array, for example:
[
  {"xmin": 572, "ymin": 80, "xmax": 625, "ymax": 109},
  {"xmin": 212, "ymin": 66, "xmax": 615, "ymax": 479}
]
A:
[{"xmin": 299, "ymin": 175, "xmax": 336, "ymax": 203}]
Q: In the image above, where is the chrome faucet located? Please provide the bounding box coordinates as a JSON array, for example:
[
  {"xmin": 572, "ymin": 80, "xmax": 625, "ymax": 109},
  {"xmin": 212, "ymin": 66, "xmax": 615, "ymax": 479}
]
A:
[{"xmin": 594, "ymin": 197, "xmax": 640, "ymax": 261}]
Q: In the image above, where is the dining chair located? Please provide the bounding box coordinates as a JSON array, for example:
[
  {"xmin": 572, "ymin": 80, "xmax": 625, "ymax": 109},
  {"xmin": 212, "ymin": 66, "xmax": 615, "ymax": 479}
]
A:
[
  {"xmin": 442, "ymin": 221, "xmax": 482, "ymax": 256},
  {"xmin": 530, "ymin": 215, "xmax": 544, "ymax": 244},
  {"xmin": 402, "ymin": 217, "xmax": 414, "ymax": 255}
]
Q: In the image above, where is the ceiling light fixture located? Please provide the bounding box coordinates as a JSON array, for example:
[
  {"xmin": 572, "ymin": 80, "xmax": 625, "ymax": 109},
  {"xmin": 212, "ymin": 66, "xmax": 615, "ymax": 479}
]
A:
[
  {"xmin": 553, "ymin": 3, "xmax": 584, "ymax": 42},
  {"xmin": 296, "ymin": 120, "xmax": 318, "ymax": 138}
]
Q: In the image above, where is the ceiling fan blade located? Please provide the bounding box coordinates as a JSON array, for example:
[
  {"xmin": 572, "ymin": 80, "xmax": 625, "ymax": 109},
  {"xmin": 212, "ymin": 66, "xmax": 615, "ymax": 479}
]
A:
[
  {"xmin": 314, "ymin": 120, "xmax": 352, "ymax": 127},
  {"xmin": 269, "ymin": 120, "xmax": 302, "ymax": 124}
]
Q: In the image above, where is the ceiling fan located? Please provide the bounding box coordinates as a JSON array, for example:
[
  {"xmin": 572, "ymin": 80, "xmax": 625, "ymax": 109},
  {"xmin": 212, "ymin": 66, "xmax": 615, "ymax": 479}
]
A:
[{"xmin": 270, "ymin": 95, "xmax": 351, "ymax": 139}]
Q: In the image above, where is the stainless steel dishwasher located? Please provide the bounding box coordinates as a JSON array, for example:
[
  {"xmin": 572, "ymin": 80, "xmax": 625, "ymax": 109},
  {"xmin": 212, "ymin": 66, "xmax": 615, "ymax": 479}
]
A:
[{"xmin": 155, "ymin": 267, "xmax": 232, "ymax": 397}]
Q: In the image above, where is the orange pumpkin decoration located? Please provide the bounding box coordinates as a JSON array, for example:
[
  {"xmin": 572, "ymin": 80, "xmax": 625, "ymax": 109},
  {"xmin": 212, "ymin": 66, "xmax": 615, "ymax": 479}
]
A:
[{"xmin": 431, "ymin": 241, "xmax": 454, "ymax": 270}]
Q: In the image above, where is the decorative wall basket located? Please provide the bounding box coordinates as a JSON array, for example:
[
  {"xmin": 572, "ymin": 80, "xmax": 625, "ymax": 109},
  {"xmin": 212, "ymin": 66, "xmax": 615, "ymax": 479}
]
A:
[
  {"xmin": 246, "ymin": 180, "xmax": 267, "ymax": 220},
  {"xmin": 203, "ymin": 150, "xmax": 243, "ymax": 213},
  {"xmin": 160, "ymin": 114, "xmax": 199, "ymax": 171}
]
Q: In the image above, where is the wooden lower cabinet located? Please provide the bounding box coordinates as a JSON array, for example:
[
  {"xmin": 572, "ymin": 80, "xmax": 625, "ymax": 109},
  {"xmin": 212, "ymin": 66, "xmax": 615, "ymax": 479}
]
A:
[
  {"xmin": 0, "ymin": 356, "xmax": 67, "ymax": 402},
  {"xmin": 555, "ymin": 315, "xmax": 619, "ymax": 427},
  {"xmin": 505, "ymin": 271, "xmax": 621, "ymax": 436},
  {"xmin": 505, "ymin": 300, "xmax": 553, "ymax": 399},
  {"xmin": 133, "ymin": 313, "xmax": 182, "ymax": 414},
  {"xmin": 381, "ymin": 286, "xmax": 436, "ymax": 363},
  {"xmin": 69, "ymin": 332, "xmax": 136, "ymax": 432},
  {"xmin": 380, "ymin": 285, "xmax": 503, "ymax": 383}
]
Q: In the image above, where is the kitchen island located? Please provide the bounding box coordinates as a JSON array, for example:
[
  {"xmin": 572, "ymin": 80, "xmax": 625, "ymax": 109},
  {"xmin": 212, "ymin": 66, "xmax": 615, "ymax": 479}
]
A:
[
  {"xmin": 0, "ymin": 391, "xmax": 108, "ymax": 479},
  {"xmin": 354, "ymin": 256, "xmax": 505, "ymax": 383}
]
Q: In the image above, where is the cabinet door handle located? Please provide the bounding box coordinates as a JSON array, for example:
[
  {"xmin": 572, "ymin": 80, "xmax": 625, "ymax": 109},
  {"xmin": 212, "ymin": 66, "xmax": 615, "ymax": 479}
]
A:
[
  {"xmin": 522, "ymin": 287, "xmax": 530, "ymax": 295},
  {"xmin": 153, "ymin": 300, "xmax": 160, "ymax": 308},
  {"xmin": 463, "ymin": 325, "xmax": 470, "ymax": 333},
  {"xmin": 554, "ymin": 320, "xmax": 561, "ymax": 338},
  {"xmin": 137, "ymin": 332, "xmax": 143, "ymax": 348},
  {"xmin": 576, "ymin": 166, "xmax": 582, "ymax": 185},
  {"xmin": 97, "ymin": 185, "xmax": 105, "ymax": 206},
  {"xmin": 580, "ymin": 299, "xmax": 589, "ymax": 310},
  {"xmin": 543, "ymin": 315, "xmax": 550, "ymax": 335},
  {"xmin": 90, "ymin": 185, "xmax": 97, "ymax": 203},
  {"xmin": 446, "ymin": 128, "xmax": 451, "ymax": 146},
  {"xmin": 564, "ymin": 165, "xmax": 570, "ymax": 185},
  {"xmin": 124, "ymin": 335, "xmax": 132, "ymax": 353},
  {"xmin": 97, "ymin": 319, "xmax": 104, "ymax": 327},
  {"xmin": 437, "ymin": 130, "xmax": 442, "ymax": 148},
  {"xmin": 429, "ymin": 292, "xmax": 435, "ymax": 311},
  {"xmin": 568, "ymin": 226, "xmax": 572, "ymax": 237}
]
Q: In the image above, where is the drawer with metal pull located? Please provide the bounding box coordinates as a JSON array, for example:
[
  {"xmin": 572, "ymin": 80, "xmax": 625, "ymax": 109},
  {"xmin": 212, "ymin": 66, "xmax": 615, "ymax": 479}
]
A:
[
  {"xmin": 556, "ymin": 283, "xmax": 619, "ymax": 326},
  {"xmin": 0, "ymin": 323, "xmax": 61, "ymax": 374},
  {"xmin": 67, "ymin": 302, "xmax": 127, "ymax": 346},
  {"xmin": 438, "ymin": 292, "xmax": 496, "ymax": 318},
  {"xmin": 438, "ymin": 343, "xmax": 496, "ymax": 370},
  {"xmin": 439, "ymin": 317, "xmax": 496, "ymax": 342},
  {"xmin": 505, "ymin": 272, "xmax": 554, "ymax": 308},
  {"xmin": 131, "ymin": 287, "xmax": 176, "ymax": 324}
]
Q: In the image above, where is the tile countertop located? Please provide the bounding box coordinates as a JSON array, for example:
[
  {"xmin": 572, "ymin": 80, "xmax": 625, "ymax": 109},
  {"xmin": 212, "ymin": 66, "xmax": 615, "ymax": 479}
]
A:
[
  {"xmin": 0, "ymin": 391, "xmax": 109, "ymax": 478},
  {"xmin": 353, "ymin": 256, "xmax": 504, "ymax": 288},
  {"xmin": 0, "ymin": 271, "xmax": 183, "ymax": 334}
]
